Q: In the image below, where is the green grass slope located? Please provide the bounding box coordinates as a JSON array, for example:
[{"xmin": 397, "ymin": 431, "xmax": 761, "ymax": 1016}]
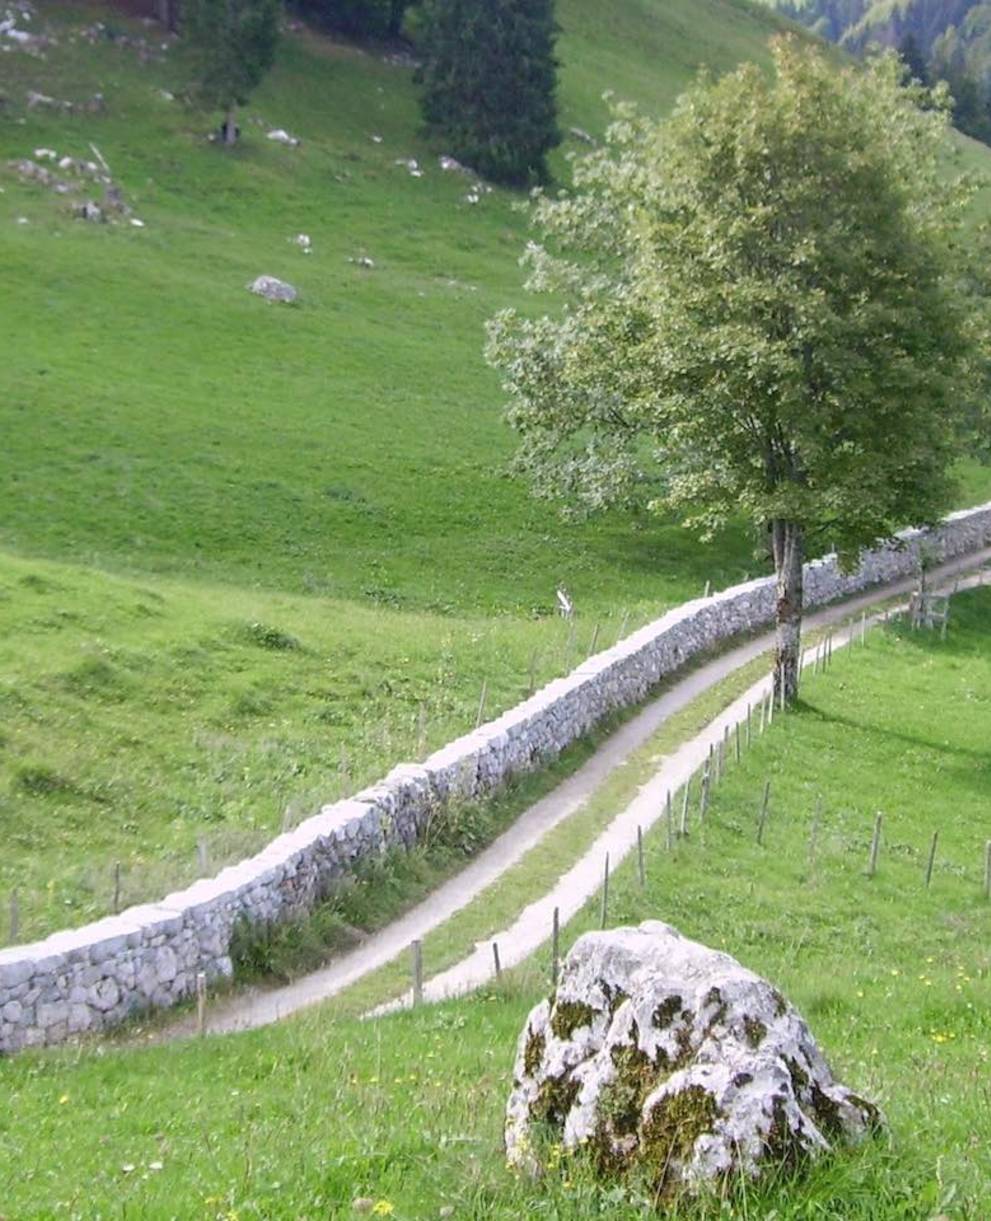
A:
[
  {"xmin": 0, "ymin": 0, "xmax": 791, "ymax": 610},
  {"xmin": 2, "ymin": 590, "xmax": 989, "ymax": 1217},
  {"xmin": 1, "ymin": 0, "xmax": 990, "ymax": 938}
]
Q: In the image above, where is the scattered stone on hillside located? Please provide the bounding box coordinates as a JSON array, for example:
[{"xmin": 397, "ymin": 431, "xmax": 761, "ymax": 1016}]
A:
[
  {"xmin": 463, "ymin": 181, "xmax": 493, "ymax": 207},
  {"xmin": 10, "ymin": 157, "xmax": 54, "ymax": 185},
  {"xmin": 25, "ymin": 88, "xmax": 102, "ymax": 114},
  {"xmin": 157, "ymin": 88, "xmax": 174, "ymax": 102},
  {"xmin": 33, "ymin": 146, "xmax": 56, "ymax": 160},
  {"xmin": 569, "ymin": 125, "xmax": 595, "ymax": 144},
  {"xmin": 74, "ymin": 200, "xmax": 104, "ymax": 223},
  {"xmin": 292, "ymin": 233, "xmax": 312, "ymax": 253},
  {"xmin": 1, "ymin": 5, "xmax": 52, "ymax": 55},
  {"xmin": 130, "ymin": 217, "xmax": 144, "ymax": 227},
  {"xmin": 506, "ymin": 922, "xmax": 881, "ymax": 1199},
  {"xmin": 102, "ymin": 183, "xmax": 130, "ymax": 214},
  {"xmin": 394, "ymin": 157, "xmax": 423, "ymax": 178},
  {"xmin": 439, "ymin": 154, "xmax": 470, "ymax": 174},
  {"xmin": 267, "ymin": 128, "xmax": 300, "ymax": 147},
  {"xmin": 370, "ymin": 133, "xmax": 383, "ymax": 144},
  {"xmin": 79, "ymin": 21, "xmax": 173, "ymax": 63},
  {"xmin": 248, "ymin": 275, "xmax": 297, "ymax": 303},
  {"xmin": 382, "ymin": 49, "xmax": 420, "ymax": 69},
  {"xmin": 348, "ymin": 255, "xmax": 375, "ymax": 269}
]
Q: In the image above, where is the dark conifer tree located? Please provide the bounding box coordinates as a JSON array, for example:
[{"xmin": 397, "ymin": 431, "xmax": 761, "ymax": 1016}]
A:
[
  {"xmin": 416, "ymin": 0, "xmax": 560, "ymax": 186},
  {"xmin": 897, "ymin": 31, "xmax": 929, "ymax": 84},
  {"xmin": 184, "ymin": 0, "xmax": 281, "ymax": 144}
]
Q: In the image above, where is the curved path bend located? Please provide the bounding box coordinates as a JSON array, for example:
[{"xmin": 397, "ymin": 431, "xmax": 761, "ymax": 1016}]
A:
[{"xmin": 179, "ymin": 551, "xmax": 990, "ymax": 1037}]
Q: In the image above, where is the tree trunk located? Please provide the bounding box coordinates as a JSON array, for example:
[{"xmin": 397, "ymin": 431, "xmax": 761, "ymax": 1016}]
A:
[
  {"xmin": 771, "ymin": 519, "xmax": 804, "ymax": 705},
  {"xmin": 224, "ymin": 104, "xmax": 237, "ymax": 146}
]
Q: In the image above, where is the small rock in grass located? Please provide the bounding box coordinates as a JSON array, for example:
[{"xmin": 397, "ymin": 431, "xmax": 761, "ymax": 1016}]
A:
[
  {"xmin": 292, "ymin": 232, "xmax": 311, "ymax": 252},
  {"xmin": 506, "ymin": 921, "xmax": 882, "ymax": 1199},
  {"xmin": 247, "ymin": 274, "xmax": 297, "ymax": 303},
  {"xmin": 267, "ymin": 128, "xmax": 300, "ymax": 147},
  {"xmin": 439, "ymin": 154, "xmax": 469, "ymax": 174},
  {"xmin": 33, "ymin": 146, "xmax": 56, "ymax": 160},
  {"xmin": 74, "ymin": 200, "xmax": 103, "ymax": 222}
]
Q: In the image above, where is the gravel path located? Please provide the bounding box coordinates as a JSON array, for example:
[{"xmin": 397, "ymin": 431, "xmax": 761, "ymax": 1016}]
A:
[{"xmin": 169, "ymin": 552, "xmax": 989, "ymax": 1037}]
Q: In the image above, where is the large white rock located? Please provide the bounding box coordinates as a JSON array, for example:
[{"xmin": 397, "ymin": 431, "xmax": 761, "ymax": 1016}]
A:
[
  {"xmin": 506, "ymin": 922, "xmax": 880, "ymax": 1199},
  {"xmin": 247, "ymin": 275, "xmax": 297, "ymax": 303}
]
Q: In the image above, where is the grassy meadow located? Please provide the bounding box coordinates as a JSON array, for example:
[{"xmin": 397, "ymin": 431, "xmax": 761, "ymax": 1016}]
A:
[
  {"xmin": 1, "ymin": 587, "xmax": 988, "ymax": 1218},
  {"xmin": 3, "ymin": 0, "xmax": 991, "ymax": 939},
  {"xmin": 0, "ymin": 0, "xmax": 818, "ymax": 932}
]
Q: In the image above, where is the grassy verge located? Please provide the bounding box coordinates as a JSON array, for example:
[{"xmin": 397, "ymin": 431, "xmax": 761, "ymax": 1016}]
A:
[
  {"xmin": 3, "ymin": 589, "xmax": 987, "ymax": 1218},
  {"xmin": 3, "ymin": 3, "xmax": 991, "ymax": 943}
]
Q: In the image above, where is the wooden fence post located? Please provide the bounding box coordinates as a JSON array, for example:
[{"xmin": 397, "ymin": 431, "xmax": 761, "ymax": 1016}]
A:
[
  {"xmin": 924, "ymin": 831, "xmax": 938, "ymax": 889},
  {"xmin": 600, "ymin": 855, "xmax": 610, "ymax": 928},
  {"xmin": 665, "ymin": 790, "xmax": 673, "ymax": 853},
  {"xmin": 112, "ymin": 861, "xmax": 122, "ymax": 915},
  {"xmin": 756, "ymin": 780, "xmax": 771, "ymax": 846},
  {"xmin": 680, "ymin": 783, "xmax": 690, "ymax": 838},
  {"xmin": 492, "ymin": 942, "xmax": 502, "ymax": 980},
  {"xmin": 196, "ymin": 971, "xmax": 207, "ymax": 1037},
  {"xmin": 411, "ymin": 939, "xmax": 423, "ymax": 1006},
  {"xmin": 551, "ymin": 907, "xmax": 560, "ymax": 986}
]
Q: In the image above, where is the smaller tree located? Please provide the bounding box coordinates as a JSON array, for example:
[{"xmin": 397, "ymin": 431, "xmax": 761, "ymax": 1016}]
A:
[
  {"xmin": 415, "ymin": 0, "xmax": 560, "ymax": 186},
  {"xmin": 185, "ymin": 0, "xmax": 281, "ymax": 145},
  {"xmin": 487, "ymin": 40, "xmax": 989, "ymax": 703}
]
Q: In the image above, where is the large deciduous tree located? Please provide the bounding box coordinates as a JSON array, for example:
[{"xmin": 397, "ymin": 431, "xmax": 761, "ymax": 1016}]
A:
[
  {"xmin": 487, "ymin": 38, "xmax": 987, "ymax": 702},
  {"xmin": 415, "ymin": 0, "xmax": 560, "ymax": 186},
  {"xmin": 185, "ymin": 0, "xmax": 281, "ymax": 145}
]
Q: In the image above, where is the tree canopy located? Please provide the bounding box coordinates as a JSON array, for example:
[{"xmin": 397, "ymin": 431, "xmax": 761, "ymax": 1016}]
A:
[
  {"xmin": 415, "ymin": 0, "xmax": 560, "ymax": 186},
  {"xmin": 487, "ymin": 38, "xmax": 988, "ymax": 697},
  {"xmin": 185, "ymin": 0, "xmax": 281, "ymax": 143}
]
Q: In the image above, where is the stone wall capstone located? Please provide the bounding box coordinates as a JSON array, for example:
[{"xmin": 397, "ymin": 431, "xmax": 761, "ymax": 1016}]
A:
[{"xmin": 2, "ymin": 504, "xmax": 989, "ymax": 1052}]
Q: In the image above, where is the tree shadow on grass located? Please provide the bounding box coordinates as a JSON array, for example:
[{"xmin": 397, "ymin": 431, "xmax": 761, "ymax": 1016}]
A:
[{"xmin": 795, "ymin": 701, "xmax": 991, "ymax": 776}]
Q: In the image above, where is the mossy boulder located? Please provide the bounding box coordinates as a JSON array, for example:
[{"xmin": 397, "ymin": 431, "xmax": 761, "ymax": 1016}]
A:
[{"xmin": 505, "ymin": 922, "xmax": 881, "ymax": 1198}]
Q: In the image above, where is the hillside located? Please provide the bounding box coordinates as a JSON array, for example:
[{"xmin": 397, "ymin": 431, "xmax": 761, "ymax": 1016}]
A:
[
  {"xmin": 762, "ymin": 0, "xmax": 991, "ymax": 78},
  {"xmin": 0, "ymin": 0, "xmax": 807, "ymax": 939},
  {"xmin": 2, "ymin": 589, "xmax": 989, "ymax": 1215},
  {"xmin": 2, "ymin": 0, "xmax": 991, "ymax": 943}
]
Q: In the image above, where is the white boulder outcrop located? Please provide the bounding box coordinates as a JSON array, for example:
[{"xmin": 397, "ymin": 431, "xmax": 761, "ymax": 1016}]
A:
[
  {"xmin": 506, "ymin": 922, "xmax": 880, "ymax": 1198},
  {"xmin": 248, "ymin": 275, "xmax": 297, "ymax": 303}
]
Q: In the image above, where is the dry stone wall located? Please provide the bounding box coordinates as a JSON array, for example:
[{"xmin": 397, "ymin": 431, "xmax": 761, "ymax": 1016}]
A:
[{"xmin": 2, "ymin": 504, "xmax": 990, "ymax": 1052}]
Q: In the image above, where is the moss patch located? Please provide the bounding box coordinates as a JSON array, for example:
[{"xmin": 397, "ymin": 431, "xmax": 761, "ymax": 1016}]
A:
[
  {"xmin": 550, "ymin": 1000, "xmax": 596, "ymax": 1040},
  {"xmin": 743, "ymin": 1016, "xmax": 767, "ymax": 1049},
  {"xmin": 531, "ymin": 1073, "xmax": 582, "ymax": 1128},
  {"xmin": 524, "ymin": 1027, "xmax": 546, "ymax": 1078},
  {"xmin": 640, "ymin": 1085, "xmax": 720, "ymax": 1188},
  {"xmin": 652, "ymin": 995, "xmax": 684, "ymax": 1029}
]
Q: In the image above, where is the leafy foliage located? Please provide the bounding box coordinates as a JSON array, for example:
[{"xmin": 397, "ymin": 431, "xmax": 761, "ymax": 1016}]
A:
[
  {"xmin": 416, "ymin": 0, "xmax": 560, "ymax": 185},
  {"xmin": 490, "ymin": 40, "xmax": 984, "ymax": 545},
  {"xmin": 488, "ymin": 38, "xmax": 989, "ymax": 695},
  {"xmin": 184, "ymin": 0, "xmax": 281, "ymax": 120}
]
